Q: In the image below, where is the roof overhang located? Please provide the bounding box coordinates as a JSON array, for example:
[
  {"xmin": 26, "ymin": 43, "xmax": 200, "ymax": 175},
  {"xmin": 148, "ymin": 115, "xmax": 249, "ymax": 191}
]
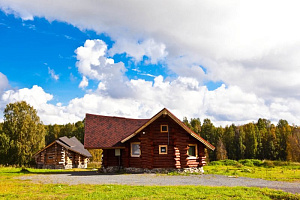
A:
[{"xmin": 121, "ymin": 108, "xmax": 215, "ymax": 150}]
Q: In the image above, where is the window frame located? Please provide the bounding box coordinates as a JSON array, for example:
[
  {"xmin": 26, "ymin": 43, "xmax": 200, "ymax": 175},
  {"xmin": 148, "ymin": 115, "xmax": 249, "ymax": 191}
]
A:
[
  {"xmin": 131, "ymin": 142, "xmax": 141, "ymax": 157},
  {"xmin": 159, "ymin": 145, "xmax": 168, "ymax": 154},
  {"xmin": 187, "ymin": 144, "xmax": 198, "ymax": 158},
  {"xmin": 160, "ymin": 125, "xmax": 168, "ymax": 133}
]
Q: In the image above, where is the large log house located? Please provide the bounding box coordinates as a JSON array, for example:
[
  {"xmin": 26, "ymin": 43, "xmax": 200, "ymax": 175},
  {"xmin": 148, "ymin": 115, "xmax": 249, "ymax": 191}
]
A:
[{"xmin": 84, "ymin": 108, "xmax": 215, "ymax": 172}]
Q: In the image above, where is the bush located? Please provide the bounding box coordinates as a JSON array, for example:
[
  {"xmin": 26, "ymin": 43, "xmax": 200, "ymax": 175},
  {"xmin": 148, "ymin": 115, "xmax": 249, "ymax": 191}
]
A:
[
  {"xmin": 223, "ymin": 159, "xmax": 238, "ymax": 166},
  {"xmin": 208, "ymin": 161, "xmax": 223, "ymax": 166},
  {"xmin": 263, "ymin": 160, "xmax": 275, "ymax": 168},
  {"xmin": 239, "ymin": 159, "xmax": 263, "ymax": 167},
  {"xmin": 208, "ymin": 159, "xmax": 238, "ymax": 166},
  {"xmin": 239, "ymin": 159, "xmax": 254, "ymax": 167}
]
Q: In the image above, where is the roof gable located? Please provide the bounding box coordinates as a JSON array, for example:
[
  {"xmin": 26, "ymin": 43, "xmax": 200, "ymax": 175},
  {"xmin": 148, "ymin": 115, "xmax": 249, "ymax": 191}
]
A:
[
  {"xmin": 34, "ymin": 136, "xmax": 92, "ymax": 157},
  {"xmin": 84, "ymin": 108, "xmax": 215, "ymax": 150},
  {"xmin": 121, "ymin": 108, "xmax": 215, "ymax": 150},
  {"xmin": 84, "ymin": 114, "xmax": 149, "ymax": 148}
]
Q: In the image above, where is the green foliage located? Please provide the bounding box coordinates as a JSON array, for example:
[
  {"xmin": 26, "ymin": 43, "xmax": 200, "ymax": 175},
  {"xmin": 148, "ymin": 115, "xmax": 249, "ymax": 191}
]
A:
[
  {"xmin": 45, "ymin": 119, "xmax": 85, "ymax": 145},
  {"xmin": 1, "ymin": 101, "xmax": 46, "ymax": 166},
  {"xmin": 183, "ymin": 116, "xmax": 299, "ymax": 162}
]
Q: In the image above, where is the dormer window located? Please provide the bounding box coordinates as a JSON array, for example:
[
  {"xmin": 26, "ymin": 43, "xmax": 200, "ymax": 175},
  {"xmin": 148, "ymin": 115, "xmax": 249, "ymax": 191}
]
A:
[{"xmin": 161, "ymin": 125, "xmax": 168, "ymax": 132}]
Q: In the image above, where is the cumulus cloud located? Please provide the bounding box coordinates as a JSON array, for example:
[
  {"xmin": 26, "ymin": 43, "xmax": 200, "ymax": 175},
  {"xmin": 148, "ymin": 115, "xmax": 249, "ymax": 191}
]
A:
[
  {"xmin": 75, "ymin": 39, "xmax": 132, "ymax": 98},
  {"xmin": 109, "ymin": 38, "xmax": 168, "ymax": 64},
  {"xmin": 79, "ymin": 76, "xmax": 88, "ymax": 89},
  {"xmin": 3, "ymin": 0, "xmax": 299, "ymax": 100},
  {"xmin": 0, "ymin": 72, "xmax": 9, "ymax": 93},
  {"xmin": 0, "ymin": 85, "xmax": 81, "ymax": 124},
  {"xmin": 1, "ymin": 1, "xmax": 300, "ymax": 125}
]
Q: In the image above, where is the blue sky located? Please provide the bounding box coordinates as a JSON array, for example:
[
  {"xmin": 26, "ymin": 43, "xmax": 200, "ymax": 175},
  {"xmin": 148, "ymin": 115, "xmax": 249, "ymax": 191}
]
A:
[{"xmin": 0, "ymin": 1, "xmax": 300, "ymax": 126}]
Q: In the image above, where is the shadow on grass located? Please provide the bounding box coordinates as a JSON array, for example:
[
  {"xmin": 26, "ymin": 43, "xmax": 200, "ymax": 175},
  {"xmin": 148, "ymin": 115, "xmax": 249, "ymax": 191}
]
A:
[{"xmin": 13, "ymin": 168, "xmax": 139, "ymax": 176}]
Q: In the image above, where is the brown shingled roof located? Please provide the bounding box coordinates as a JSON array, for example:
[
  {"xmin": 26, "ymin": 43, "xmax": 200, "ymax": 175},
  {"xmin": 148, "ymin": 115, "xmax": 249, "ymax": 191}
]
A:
[
  {"xmin": 84, "ymin": 108, "xmax": 215, "ymax": 150},
  {"xmin": 34, "ymin": 136, "xmax": 92, "ymax": 157},
  {"xmin": 84, "ymin": 113, "xmax": 149, "ymax": 149}
]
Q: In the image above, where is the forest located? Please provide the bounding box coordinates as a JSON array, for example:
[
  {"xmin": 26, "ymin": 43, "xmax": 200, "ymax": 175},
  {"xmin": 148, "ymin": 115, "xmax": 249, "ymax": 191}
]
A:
[
  {"xmin": 183, "ymin": 117, "xmax": 300, "ymax": 162},
  {"xmin": 0, "ymin": 101, "xmax": 299, "ymax": 166}
]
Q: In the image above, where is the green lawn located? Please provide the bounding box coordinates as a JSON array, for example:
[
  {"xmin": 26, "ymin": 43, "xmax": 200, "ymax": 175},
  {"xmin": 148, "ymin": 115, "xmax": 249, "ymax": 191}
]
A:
[
  {"xmin": 0, "ymin": 167, "xmax": 299, "ymax": 200},
  {"xmin": 203, "ymin": 160, "xmax": 300, "ymax": 182}
]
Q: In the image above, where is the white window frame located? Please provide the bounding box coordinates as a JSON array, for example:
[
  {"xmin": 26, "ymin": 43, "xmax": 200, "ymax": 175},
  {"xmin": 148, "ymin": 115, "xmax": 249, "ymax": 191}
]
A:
[
  {"xmin": 131, "ymin": 142, "xmax": 141, "ymax": 157},
  {"xmin": 187, "ymin": 144, "xmax": 198, "ymax": 159},
  {"xmin": 159, "ymin": 145, "xmax": 168, "ymax": 154}
]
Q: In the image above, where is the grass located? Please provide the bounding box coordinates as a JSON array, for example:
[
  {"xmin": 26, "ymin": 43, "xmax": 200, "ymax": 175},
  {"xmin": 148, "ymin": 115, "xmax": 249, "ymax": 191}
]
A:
[
  {"xmin": 0, "ymin": 167, "xmax": 299, "ymax": 199},
  {"xmin": 204, "ymin": 160, "xmax": 300, "ymax": 182}
]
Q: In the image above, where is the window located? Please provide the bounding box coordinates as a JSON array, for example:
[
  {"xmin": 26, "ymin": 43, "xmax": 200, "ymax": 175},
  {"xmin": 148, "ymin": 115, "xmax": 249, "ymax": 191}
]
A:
[
  {"xmin": 161, "ymin": 125, "xmax": 168, "ymax": 132},
  {"xmin": 159, "ymin": 145, "xmax": 168, "ymax": 154},
  {"xmin": 187, "ymin": 144, "xmax": 198, "ymax": 158},
  {"xmin": 131, "ymin": 142, "xmax": 141, "ymax": 157},
  {"xmin": 69, "ymin": 156, "xmax": 73, "ymax": 159},
  {"xmin": 48, "ymin": 156, "xmax": 53, "ymax": 159}
]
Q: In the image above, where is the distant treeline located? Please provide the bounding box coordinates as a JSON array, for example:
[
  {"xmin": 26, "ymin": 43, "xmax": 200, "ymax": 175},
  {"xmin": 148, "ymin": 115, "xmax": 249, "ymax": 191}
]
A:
[
  {"xmin": 0, "ymin": 101, "xmax": 299, "ymax": 166},
  {"xmin": 2, "ymin": 117, "xmax": 299, "ymax": 162},
  {"xmin": 183, "ymin": 118, "xmax": 300, "ymax": 162}
]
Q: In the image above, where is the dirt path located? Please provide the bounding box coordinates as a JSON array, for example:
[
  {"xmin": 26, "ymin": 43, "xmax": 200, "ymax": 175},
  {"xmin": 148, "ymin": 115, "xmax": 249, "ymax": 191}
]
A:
[{"xmin": 19, "ymin": 172, "xmax": 300, "ymax": 194}]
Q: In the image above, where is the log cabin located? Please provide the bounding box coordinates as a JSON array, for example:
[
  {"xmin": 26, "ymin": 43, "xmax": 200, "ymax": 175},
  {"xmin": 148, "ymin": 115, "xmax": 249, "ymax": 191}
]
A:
[
  {"xmin": 34, "ymin": 136, "xmax": 92, "ymax": 169},
  {"xmin": 84, "ymin": 108, "xmax": 215, "ymax": 172}
]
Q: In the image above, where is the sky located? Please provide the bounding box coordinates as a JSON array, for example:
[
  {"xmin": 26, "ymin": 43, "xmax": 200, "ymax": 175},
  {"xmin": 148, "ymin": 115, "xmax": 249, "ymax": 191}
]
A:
[{"xmin": 0, "ymin": 0, "xmax": 300, "ymax": 126}]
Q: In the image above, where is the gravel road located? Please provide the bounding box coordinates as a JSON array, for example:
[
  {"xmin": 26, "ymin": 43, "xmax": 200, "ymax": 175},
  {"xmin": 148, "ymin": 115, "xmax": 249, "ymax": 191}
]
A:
[{"xmin": 19, "ymin": 171, "xmax": 300, "ymax": 194}]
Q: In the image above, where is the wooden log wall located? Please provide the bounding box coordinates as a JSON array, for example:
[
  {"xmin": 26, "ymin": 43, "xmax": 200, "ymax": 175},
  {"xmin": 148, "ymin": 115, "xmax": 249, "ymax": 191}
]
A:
[
  {"xmin": 105, "ymin": 114, "xmax": 208, "ymax": 169},
  {"xmin": 103, "ymin": 149, "xmax": 121, "ymax": 167}
]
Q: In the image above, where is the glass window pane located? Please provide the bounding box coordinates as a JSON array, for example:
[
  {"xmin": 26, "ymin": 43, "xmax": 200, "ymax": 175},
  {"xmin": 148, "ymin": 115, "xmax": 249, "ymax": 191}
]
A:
[
  {"xmin": 132, "ymin": 144, "xmax": 140, "ymax": 155},
  {"xmin": 188, "ymin": 146, "xmax": 196, "ymax": 156}
]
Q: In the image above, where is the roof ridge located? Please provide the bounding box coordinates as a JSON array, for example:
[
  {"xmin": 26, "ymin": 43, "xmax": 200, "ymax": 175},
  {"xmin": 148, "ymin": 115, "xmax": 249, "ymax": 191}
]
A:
[{"xmin": 86, "ymin": 113, "xmax": 149, "ymax": 121}]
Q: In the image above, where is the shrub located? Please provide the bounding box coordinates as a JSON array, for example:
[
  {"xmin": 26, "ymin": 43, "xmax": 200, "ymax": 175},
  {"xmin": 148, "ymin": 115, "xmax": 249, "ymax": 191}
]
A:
[
  {"xmin": 263, "ymin": 160, "xmax": 275, "ymax": 168},
  {"xmin": 223, "ymin": 159, "xmax": 238, "ymax": 166},
  {"xmin": 208, "ymin": 161, "xmax": 223, "ymax": 166},
  {"xmin": 251, "ymin": 159, "xmax": 264, "ymax": 166},
  {"xmin": 239, "ymin": 159, "xmax": 254, "ymax": 167},
  {"xmin": 208, "ymin": 159, "xmax": 238, "ymax": 166}
]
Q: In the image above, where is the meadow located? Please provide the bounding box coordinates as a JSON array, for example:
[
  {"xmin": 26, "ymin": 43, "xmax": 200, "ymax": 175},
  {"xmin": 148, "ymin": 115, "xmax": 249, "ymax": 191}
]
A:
[
  {"xmin": 203, "ymin": 159, "xmax": 300, "ymax": 182},
  {"xmin": 0, "ymin": 163, "xmax": 299, "ymax": 200}
]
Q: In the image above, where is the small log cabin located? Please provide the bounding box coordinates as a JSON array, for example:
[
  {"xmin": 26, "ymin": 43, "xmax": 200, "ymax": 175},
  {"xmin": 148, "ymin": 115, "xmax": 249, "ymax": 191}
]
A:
[
  {"xmin": 34, "ymin": 136, "xmax": 92, "ymax": 169},
  {"xmin": 84, "ymin": 108, "xmax": 215, "ymax": 171}
]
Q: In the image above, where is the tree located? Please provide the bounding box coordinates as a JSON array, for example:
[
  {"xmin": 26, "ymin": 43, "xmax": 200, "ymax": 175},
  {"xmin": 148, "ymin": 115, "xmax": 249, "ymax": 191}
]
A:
[
  {"xmin": 276, "ymin": 119, "xmax": 292, "ymax": 160},
  {"xmin": 190, "ymin": 118, "xmax": 201, "ymax": 135},
  {"xmin": 286, "ymin": 127, "xmax": 300, "ymax": 162},
  {"xmin": 244, "ymin": 123, "xmax": 258, "ymax": 158},
  {"xmin": 223, "ymin": 124, "xmax": 236, "ymax": 160},
  {"xmin": 216, "ymin": 138, "xmax": 227, "ymax": 160},
  {"xmin": 2, "ymin": 101, "xmax": 46, "ymax": 166},
  {"xmin": 236, "ymin": 127, "xmax": 246, "ymax": 160},
  {"xmin": 45, "ymin": 124, "xmax": 61, "ymax": 145},
  {"xmin": 73, "ymin": 120, "xmax": 85, "ymax": 143}
]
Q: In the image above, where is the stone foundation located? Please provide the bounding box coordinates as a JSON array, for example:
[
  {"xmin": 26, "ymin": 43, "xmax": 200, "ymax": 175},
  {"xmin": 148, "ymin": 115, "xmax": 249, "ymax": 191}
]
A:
[{"xmin": 99, "ymin": 166, "xmax": 204, "ymax": 174}]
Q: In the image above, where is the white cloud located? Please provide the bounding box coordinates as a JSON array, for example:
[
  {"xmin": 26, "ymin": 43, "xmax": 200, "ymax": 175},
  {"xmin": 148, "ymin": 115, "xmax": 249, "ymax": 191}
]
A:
[
  {"xmin": 0, "ymin": 85, "xmax": 81, "ymax": 124},
  {"xmin": 109, "ymin": 38, "xmax": 168, "ymax": 64},
  {"xmin": 48, "ymin": 67, "xmax": 59, "ymax": 80},
  {"xmin": 3, "ymin": 0, "xmax": 299, "ymax": 100},
  {"xmin": 0, "ymin": 72, "xmax": 9, "ymax": 93},
  {"xmin": 79, "ymin": 76, "xmax": 88, "ymax": 89},
  {"xmin": 1, "ymin": 1, "xmax": 300, "ymax": 125}
]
